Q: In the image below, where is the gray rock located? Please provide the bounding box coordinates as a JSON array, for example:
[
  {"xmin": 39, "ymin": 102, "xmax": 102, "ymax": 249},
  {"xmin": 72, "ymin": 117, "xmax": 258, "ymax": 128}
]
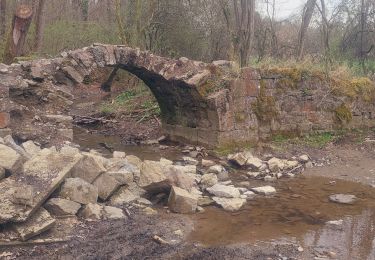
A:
[
  {"xmin": 60, "ymin": 178, "xmax": 98, "ymax": 205},
  {"xmin": 79, "ymin": 203, "xmax": 102, "ymax": 220},
  {"xmin": 69, "ymin": 155, "xmax": 106, "ymax": 183},
  {"xmin": 245, "ymin": 155, "xmax": 263, "ymax": 170},
  {"xmin": 165, "ymin": 165, "xmax": 196, "ymax": 192},
  {"xmin": 201, "ymin": 159, "xmax": 215, "ymax": 167},
  {"xmin": 138, "ymin": 160, "xmax": 169, "ymax": 193},
  {"xmin": 246, "ymin": 171, "xmax": 260, "ymax": 178},
  {"xmin": 113, "ymin": 151, "xmax": 126, "ymax": 159},
  {"xmin": 206, "ymin": 184, "xmax": 240, "ymax": 198},
  {"xmin": 93, "ymin": 173, "xmax": 121, "ymax": 201},
  {"xmin": 182, "ymin": 156, "xmax": 198, "ymax": 166},
  {"xmin": 268, "ymin": 157, "xmax": 284, "ymax": 172},
  {"xmin": 251, "ymin": 186, "xmax": 276, "ymax": 195},
  {"xmin": 21, "ymin": 141, "xmax": 41, "ymax": 156},
  {"xmin": 0, "ymin": 144, "xmax": 22, "ymax": 173},
  {"xmin": 125, "ymin": 155, "xmax": 142, "ymax": 168},
  {"xmin": 217, "ymin": 170, "xmax": 230, "ymax": 181},
  {"xmin": 13, "ymin": 208, "xmax": 56, "ymax": 241},
  {"xmin": 62, "ymin": 66, "xmax": 83, "ymax": 83},
  {"xmin": 329, "ymin": 194, "xmax": 357, "ymax": 204},
  {"xmin": 168, "ymin": 186, "xmax": 198, "ymax": 214},
  {"xmin": 3, "ymin": 135, "xmax": 30, "ymax": 160},
  {"xmin": 107, "ymin": 170, "xmax": 134, "ymax": 185},
  {"xmin": 198, "ymin": 196, "xmax": 215, "ymax": 206},
  {"xmin": 11, "ymin": 185, "xmax": 34, "ymax": 206},
  {"xmin": 244, "ymin": 191, "xmax": 256, "ymax": 198},
  {"xmin": 0, "ymin": 151, "xmax": 81, "ymax": 224},
  {"xmin": 159, "ymin": 158, "xmax": 173, "ymax": 167},
  {"xmin": 200, "ymin": 173, "xmax": 218, "ymax": 189},
  {"xmin": 103, "ymin": 206, "xmax": 125, "ymax": 219},
  {"xmin": 207, "ymin": 165, "xmax": 225, "ymax": 174},
  {"xmin": 305, "ymin": 161, "xmax": 314, "ymax": 168},
  {"xmin": 228, "ymin": 153, "xmax": 247, "ymax": 166},
  {"xmin": 44, "ymin": 198, "xmax": 81, "ymax": 216},
  {"xmin": 110, "ymin": 188, "xmax": 138, "ymax": 206},
  {"xmin": 299, "ymin": 155, "xmax": 310, "ymax": 163},
  {"xmin": 212, "ymin": 197, "xmax": 246, "ymax": 211}
]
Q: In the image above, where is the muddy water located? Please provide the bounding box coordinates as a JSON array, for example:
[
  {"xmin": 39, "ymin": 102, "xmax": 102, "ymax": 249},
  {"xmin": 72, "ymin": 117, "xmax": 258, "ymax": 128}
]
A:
[
  {"xmin": 74, "ymin": 127, "xmax": 375, "ymax": 258},
  {"xmin": 73, "ymin": 126, "xmax": 181, "ymax": 161},
  {"xmin": 189, "ymin": 176, "xmax": 375, "ymax": 258}
]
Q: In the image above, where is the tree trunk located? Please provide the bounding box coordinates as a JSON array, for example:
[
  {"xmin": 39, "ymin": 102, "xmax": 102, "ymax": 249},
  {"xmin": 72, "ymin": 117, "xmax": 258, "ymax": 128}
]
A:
[
  {"xmin": 0, "ymin": 0, "xmax": 6, "ymax": 38},
  {"xmin": 115, "ymin": 0, "xmax": 127, "ymax": 45},
  {"xmin": 3, "ymin": 4, "xmax": 33, "ymax": 64},
  {"xmin": 232, "ymin": 0, "xmax": 255, "ymax": 67},
  {"xmin": 34, "ymin": 0, "xmax": 46, "ymax": 52},
  {"xmin": 297, "ymin": 0, "xmax": 317, "ymax": 60}
]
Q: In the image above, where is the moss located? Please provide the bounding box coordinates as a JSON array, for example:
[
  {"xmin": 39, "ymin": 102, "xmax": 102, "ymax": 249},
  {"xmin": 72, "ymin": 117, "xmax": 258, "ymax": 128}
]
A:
[
  {"xmin": 235, "ymin": 112, "xmax": 246, "ymax": 123},
  {"xmin": 251, "ymin": 80, "xmax": 278, "ymax": 122},
  {"xmin": 334, "ymin": 103, "xmax": 352, "ymax": 124},
  {"xmin": 214, "ymin": 141, "xmax": 255, "ymax": 156},
  {"xmin": 330, "ymin": 77, "xmax": 375, "ymax": 103},
  {"xmin": 197, "ymin": 67, "xmax": 230, "ymax": 96}
]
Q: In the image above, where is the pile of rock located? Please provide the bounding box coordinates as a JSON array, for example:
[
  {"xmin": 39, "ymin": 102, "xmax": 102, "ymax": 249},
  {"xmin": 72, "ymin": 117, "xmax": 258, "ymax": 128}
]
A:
[
  {"xmin": 0, "ymin": 136, "xmax": 138, "ymax": 241},
  {"xmin": 0, "ymin": 137, "xmax": 294, "ymax": 242},
  {"xmin": 227, "ymin": 151, "xmax": 312, "ymax": 181}
]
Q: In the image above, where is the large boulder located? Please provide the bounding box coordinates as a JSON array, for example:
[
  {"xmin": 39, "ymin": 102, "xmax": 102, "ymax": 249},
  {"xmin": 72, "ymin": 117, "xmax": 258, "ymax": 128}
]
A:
[
  {"xmin": 206, "ymin": 184, "xmax": 240, "ymax": 198},
  {"xmin": 245, "ymin": 155, "xmax": 263, "ymax": 170},
  {"xmin": 93, "ymin": 173, "xmax": 122, "ymax": 201},
  {"xmin": 200, "ymin": 173, "xmax": 218, "ymax": 189},
  {"xmin": 44, "ymin": 198, "xmax": 81, "ymax": 216},
  {"xmin": 79, "ymin": 203, "xmax": 103, "ymax": 220},
  {"xmin": 110, "ymin": 183, "xmax": 145, "ymax": 206},
  {"xmin": 103, "ymin": 206, "xmax": 125, "ymax": 220},
  {"xmin": 69, "ymin": 155, "xmax": 106, "ymax": 183},
  {"xmin": 59, "ymin": 178, "xmax": 98, "ymax": 204},
  {"xmin": 0, "ymin": 148, "xmax": 81, "ymax": 225},
  {"xmin": 168, "ymin": 186, "xmax": 198, "ymax": 214},
  {"xmin": 3, "ymin": 135, "xmax": 30, "ymax": 160},
  {"xmin": 165, "ymin": 165, "xmax": 196, "ymax": 192},
  {"xmin": 13, "ymin": 208, "xmax": 56, "ymax": 241},
  {"xmin": 212, "ymin": 197, "xmax": 246, "ymax": 212},
  {"xmin": 11, "ymin": 185, "xmax": 34, "ymax": 206},
  {"xmin": 21, "ymin": 141, "xmax": 41, "ymax": 157},
  {"xmin": 138, "ymin": 160, "xmax": 169, "ymax": 193},
  {"xmin": 125, "ymin": 155, "xmax": 142, "ymax": 168},
  {"xmin": 267, "ymin": 158, "xmax": 285, "ymax": 172},
  {"xmin": 0, "ymin": 144, "xmax": 22, "ymax": 173},
  {"xmin": 228, "ymin": 153, "xmax": 247, "ymax": 166}
]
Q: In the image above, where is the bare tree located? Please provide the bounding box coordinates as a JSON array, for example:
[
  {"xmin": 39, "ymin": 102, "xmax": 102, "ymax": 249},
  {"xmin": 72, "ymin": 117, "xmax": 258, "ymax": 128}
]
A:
[
  {"xmin": 221, "ymin": 0, "xmax": 256, "ymax": 67},
  {"xmin": 34, "ymin": 0, "xmax": 46, "ymax": 52},
  {"xmin": 0, "ymin": 0, "xmax": 6, "ymax": 38},
  {"xmin": 297, "ymin": 0, "xmax": 317, "ymax": 60}
]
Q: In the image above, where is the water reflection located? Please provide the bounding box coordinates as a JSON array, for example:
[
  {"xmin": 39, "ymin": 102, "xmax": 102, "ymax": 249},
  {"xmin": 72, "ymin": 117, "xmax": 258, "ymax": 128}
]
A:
[{"xmin": 189, "ymin": 176, "xmax": 375, "ymax": 259}]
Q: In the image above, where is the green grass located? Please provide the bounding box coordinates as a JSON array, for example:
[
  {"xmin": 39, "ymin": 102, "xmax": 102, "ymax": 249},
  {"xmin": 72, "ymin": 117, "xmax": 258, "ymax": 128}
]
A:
[
  {"xmin": 99, "ymin": 81, "xmax": 160, "ymax": 121},
  {"xmin": 271, "ymin": 132, "xmax": 335, "ymax": 149}
]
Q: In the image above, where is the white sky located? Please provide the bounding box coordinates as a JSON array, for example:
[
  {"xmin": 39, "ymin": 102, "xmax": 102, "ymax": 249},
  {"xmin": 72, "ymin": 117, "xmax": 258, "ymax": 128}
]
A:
[
  {"xmin": 258, "ymin": 0, "xmax": 307, "ymax": 20},
  {"xmin": 259, "ymin": 0, "xmax": 341, "ymax": 20}
]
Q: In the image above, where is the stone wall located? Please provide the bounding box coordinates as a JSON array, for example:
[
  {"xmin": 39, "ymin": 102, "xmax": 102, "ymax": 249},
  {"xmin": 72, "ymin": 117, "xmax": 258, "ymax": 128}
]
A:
[{"xmin": 0, "ymin": 44, "xmax": 374, "ymax": 147}]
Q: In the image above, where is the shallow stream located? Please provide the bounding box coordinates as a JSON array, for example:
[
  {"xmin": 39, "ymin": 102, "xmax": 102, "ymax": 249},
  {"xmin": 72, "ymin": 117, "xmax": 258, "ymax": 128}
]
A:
[{"xmin": 74, "ymin": 127, "xmax": 375, "ymax": 259}]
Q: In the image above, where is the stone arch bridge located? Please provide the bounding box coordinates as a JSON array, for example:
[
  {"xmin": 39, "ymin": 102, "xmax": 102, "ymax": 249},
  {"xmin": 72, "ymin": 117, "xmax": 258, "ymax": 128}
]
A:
[{"xmin": 0, "ymin": 44, "xmax": 374, "ymax": 147}]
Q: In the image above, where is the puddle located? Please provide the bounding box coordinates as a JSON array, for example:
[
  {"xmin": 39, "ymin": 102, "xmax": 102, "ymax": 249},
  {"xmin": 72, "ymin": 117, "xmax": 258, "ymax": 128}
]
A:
[
  {"xmin": 189, "ymin": 176, "xmax": 375, "ymax": 251},
  {"xmin": 73, "ymin": 126, "xmax": 181, "ymax": 161}
]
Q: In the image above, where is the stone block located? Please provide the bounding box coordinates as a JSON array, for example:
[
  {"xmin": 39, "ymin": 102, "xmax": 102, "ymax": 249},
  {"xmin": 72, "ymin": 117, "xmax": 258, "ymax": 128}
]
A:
[
  {"xmin": 168, "ymin": 186, "xmax": 198, "ymax": 214},
  {"xmin": 59, "ymin": 178, "xmax": 98, "ymax": 205}
]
